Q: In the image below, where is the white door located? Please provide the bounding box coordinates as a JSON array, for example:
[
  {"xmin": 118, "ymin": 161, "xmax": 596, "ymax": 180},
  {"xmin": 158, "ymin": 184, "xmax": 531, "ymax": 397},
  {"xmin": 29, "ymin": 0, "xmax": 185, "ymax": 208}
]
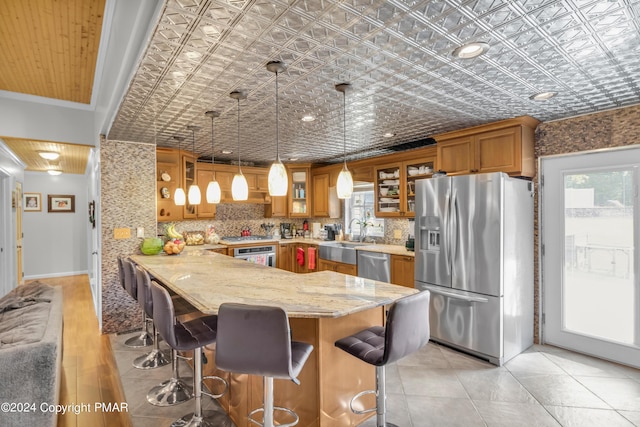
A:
[{"xmin": 541, "ymin": 147, "xmax": 639, "ymax": 368}]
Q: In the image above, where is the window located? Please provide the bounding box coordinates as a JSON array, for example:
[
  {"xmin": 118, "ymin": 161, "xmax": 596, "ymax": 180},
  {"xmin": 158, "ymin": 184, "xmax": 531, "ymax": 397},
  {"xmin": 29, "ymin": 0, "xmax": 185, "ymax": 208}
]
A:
[{"xmin": 344, "ymin": 188, "xmax": 384, "ymax": 239}]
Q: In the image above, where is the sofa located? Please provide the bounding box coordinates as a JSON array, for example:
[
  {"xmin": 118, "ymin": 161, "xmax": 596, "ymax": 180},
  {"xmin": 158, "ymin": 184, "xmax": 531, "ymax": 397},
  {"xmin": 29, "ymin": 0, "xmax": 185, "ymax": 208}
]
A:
[{"xmin": 0, "ymin": 281, "xmax": 63, "ymax": 427}]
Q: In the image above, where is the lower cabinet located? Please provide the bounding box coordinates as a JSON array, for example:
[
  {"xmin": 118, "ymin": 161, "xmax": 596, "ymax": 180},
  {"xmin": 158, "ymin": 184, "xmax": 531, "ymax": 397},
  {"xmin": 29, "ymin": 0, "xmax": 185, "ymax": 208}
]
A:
[
  {"xmin": 390, "ymin": 254, "xmax": 415, "ymax": 288},
  {"xmin": 277, "ymin": 243, "xmax": 319, "ymax": 273},
  {"xmin": 277, "ymin": 244, "xmax": 292, "ymax": 271},
  {"xmin": 318, "ymin": 259, "xmax": 357, "ymax": 276}
]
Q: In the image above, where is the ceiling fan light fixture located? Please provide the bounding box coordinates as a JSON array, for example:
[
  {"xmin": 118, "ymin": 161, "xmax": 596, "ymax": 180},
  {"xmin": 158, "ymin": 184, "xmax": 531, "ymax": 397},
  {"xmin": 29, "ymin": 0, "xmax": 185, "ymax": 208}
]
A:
[
  {"xmin": 452, "ymin": 42, "xmax": 490, "ymax": 59},
  {"xmin": 335, "ymin": 83, "xmax": 353, "ymax": 199},
  {"xmin": 266, "ymin": 60, "xmax": 289, "ymax": 197},
  {"xmin": 530, "ymin": 91, "xmax": 557, "ymax": 101},
  {"xmin": 39, "ymin": 151, "xmax": 60, "ymax": 160},
  {"xmin": 230, "ymin": 90, "xmax": 249, "ymax": 201}
]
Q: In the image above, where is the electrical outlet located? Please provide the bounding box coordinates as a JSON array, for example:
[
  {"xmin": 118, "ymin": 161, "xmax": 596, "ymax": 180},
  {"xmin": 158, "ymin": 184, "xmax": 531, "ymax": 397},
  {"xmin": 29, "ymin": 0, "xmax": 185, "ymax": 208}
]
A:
[
  {"xmin": 393, "ymin": 229, "xmax": 402, "ymax": 239},
  {"xmin": 114, "ymin": 228, "xmax": 131, "ymax": 239},
  {"xmin": 137, "ymin": 227, "xmax": 144, "ymax": 238}
]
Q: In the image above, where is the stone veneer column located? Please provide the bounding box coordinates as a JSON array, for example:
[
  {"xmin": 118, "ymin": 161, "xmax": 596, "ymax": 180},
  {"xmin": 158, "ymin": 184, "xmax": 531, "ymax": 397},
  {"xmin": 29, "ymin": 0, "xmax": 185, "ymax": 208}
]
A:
[
  {"xmin": 533, "ymin": 104, "xmax": 640, "ymax": 342},
  {"xmin": 100, "ymin": 140, "xmax": 156, "ymax": 334}
]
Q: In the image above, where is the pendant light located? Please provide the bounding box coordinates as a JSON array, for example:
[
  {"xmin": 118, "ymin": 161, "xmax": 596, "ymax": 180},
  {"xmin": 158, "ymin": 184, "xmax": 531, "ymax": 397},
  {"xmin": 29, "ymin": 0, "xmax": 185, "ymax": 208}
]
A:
[
  {"xmin": 229, "ymin": 90, "xmax": 248, "ymax": 201},
  {"xmin": 266, "ymin": 61, "xmax": 288, "ymax": 196},
  {"xmin": 186, "ymin": 125, "xmax": 202, "ymax": 205},
  {"xmin": 173, "ymin": 136, "xmax": 186, "ymax": 206},
  {"xmin": 204, "ymin": 110, "xmax": 221, "ymax": 203},
  {"xmin": 335, "ymin": 83, "xmax": 354, "ymax": 199}
]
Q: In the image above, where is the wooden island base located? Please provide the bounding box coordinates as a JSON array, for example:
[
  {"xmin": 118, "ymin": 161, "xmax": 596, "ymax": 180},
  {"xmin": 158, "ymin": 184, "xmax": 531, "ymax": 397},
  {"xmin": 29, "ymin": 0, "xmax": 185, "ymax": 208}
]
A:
[{"xmin": 201, "ymin": 306, "xmax": 382, "ymax": 427}]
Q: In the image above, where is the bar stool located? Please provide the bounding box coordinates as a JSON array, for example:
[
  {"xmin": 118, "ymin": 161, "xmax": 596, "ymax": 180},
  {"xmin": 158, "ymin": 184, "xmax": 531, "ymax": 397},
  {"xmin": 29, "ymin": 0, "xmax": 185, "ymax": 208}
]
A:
[
  {"xmin": 121, "ymin": 257, "xmax": 153, "ymax": 348},
  {"xmin": 150, "ymin": 281, "xmax": 228, "ymax": 427},
  {"xmin": 132, "ymin": 266, "xmax": 171, "ymax": 369},
  {"xmin": 335, "ymin": 291, "xmax": 431, "ymax": 427},
  {"xmin": 147, "ymin": 296, "xmax": 201, "ymax": 406},
  {"xmin": 215, "ymin": 303, "xmax": 313, "ymax": 427}
]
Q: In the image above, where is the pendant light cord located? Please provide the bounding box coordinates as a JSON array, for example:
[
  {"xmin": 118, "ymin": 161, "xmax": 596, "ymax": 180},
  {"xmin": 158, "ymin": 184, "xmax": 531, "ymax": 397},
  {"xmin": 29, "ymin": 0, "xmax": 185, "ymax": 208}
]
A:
[
  {"xmin": 343, "ymin": 89, "xmax": 347, "ymax": 167},
  {"xmin": 237, "ymin": 98, "xmax": 241, "ymax": 174},
  {"xmin": 210, "ymin": 115, "xmax": 215, "ymax": 164},
  {"xmin": 276, "ymin": 70, "xmax": 280, "ymax": 162}
]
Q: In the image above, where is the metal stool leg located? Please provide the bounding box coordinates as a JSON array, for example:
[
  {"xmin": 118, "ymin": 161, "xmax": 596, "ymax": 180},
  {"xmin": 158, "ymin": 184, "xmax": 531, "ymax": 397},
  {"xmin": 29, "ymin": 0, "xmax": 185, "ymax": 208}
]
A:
[
  {"xmin": 375, "ymin": 365, "xmax": 398, "ymax": 427},
  {"xmin": 248, "ymin": 376, "xmax": 299, "ymax": 427},
  {"xmin": 124, "ymin": 311, "xmax": 153, "ymax": 347},
  {"xmin": 133, "ymin": 322, "xmax": 171, "ymax": 369},
  {"xmin": 147, "ymin": 348, "xmax": 193, "ymax": 406},
  {"xmin": 172, "ymin": 348, "xmax": 228, "ymax": 427}
]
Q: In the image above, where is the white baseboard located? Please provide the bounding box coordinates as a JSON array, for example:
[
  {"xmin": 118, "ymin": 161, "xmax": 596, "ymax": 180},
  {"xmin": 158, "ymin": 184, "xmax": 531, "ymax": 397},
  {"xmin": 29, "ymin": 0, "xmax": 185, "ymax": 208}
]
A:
[{"xmin": 24, "ymin": 270, "xmax": 89, "ymax": 280}]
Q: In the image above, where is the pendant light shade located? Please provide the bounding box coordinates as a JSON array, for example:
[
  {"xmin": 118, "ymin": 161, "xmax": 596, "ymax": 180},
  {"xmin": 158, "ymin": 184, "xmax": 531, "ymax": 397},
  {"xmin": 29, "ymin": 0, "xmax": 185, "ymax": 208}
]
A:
[
  {"xmin": 186, "ymin": 125, "xmax": 202, "ymax": 205},
  {"xmin": 173, "ymin": 136, "xmax": 186, "ymax": 206},
  {"xmin": 266, "ymin": 61, "xmax": 288, "ymax": 197},
  {"xmin": 335, "ymin": 83, "xmax": 353, "ymax": 199},
  {"xmin": 205, "ymin": 111, "xmax": 221, "ymax": 203},
  {"xmin": 230, "ymin": 90, "xmax": 248, "ymax": 201}
]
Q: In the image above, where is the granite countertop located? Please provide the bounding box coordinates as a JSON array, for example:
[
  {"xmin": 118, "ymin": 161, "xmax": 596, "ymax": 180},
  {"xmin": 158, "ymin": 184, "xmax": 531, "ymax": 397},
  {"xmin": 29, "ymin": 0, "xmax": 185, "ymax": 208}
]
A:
[
  {"xmin": 131, "ymin": 250, "xmax": 415, "ymax": 319},
  {"xmin": 354, "ymin": 244, "xmax": 415, "ymax": 257}
]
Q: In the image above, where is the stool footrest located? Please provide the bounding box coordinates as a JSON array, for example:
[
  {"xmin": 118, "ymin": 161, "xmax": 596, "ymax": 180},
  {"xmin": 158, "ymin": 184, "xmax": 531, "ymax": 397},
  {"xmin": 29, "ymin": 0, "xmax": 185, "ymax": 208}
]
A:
[
  {"xmin": 201, "ymin": 375, "xmax": 228, "ymax": 399},
  {"xmin": 350, "ymin": 389, "xmax": 377, "ymax": 415},
  {"xmin": 248, "ymin": 406, "xmax": 299, "ymax": 427}
]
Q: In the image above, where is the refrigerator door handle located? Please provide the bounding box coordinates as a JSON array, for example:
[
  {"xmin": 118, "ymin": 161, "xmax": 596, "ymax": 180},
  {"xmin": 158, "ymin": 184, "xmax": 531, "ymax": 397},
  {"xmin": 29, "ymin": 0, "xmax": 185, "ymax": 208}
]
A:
[
  {"xmin": 422, "ymin": 285, "xmax": 489, "ymax": 303},
  {"xmin": 451, "ymin": 190, "xmax": 459, "ymax": 261},
  {"xmin": 443, "ymin": 190, "xmax": 451, "ymax": 275}
]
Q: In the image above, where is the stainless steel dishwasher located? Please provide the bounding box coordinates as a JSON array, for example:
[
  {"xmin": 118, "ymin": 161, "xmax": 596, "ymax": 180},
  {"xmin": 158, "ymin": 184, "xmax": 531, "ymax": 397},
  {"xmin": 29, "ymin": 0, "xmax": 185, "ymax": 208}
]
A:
[{"xmin": 357, "ymin": 250, "xmax": 391, "ymax": 282}]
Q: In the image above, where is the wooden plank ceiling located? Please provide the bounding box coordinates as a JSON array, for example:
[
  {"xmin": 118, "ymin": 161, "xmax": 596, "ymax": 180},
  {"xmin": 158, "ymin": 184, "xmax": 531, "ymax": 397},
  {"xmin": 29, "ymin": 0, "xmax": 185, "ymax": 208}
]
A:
[
  {"xmin": 3, "ymin": 137, "xmax": 91, "ymax": 175},
  {"xmin": 0, "ymin": 0, "xmax": 105, "ymax": 104}
]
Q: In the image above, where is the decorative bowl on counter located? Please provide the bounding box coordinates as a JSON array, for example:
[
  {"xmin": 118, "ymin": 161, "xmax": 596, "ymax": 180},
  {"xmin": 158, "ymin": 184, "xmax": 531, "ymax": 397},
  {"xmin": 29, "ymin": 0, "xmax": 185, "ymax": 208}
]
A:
[
  {"xmin": 164, "ymin": 239, "xmax": 186, "ymax": 255},
  {"xmin": 140, "ymin": 238, "xmax": 163, "ymax": 255},
  {"xmin": 182, "ymin": 230, "xmax": 205, "ymax": 245}
]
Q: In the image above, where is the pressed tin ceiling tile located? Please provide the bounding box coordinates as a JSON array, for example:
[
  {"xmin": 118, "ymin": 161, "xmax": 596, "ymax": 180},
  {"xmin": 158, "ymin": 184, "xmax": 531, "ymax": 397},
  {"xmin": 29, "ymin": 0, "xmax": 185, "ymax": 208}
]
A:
[{"xmin": 107, "ymin": 0, "xmax": 640, "ymax": 165}]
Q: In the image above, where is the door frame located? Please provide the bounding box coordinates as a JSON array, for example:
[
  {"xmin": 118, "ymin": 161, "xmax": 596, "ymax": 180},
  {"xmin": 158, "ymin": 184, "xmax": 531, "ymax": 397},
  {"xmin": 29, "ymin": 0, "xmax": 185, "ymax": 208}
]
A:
[{"xmin": 539, "ymin": 145, "xmax": 640, "ymax": 367}]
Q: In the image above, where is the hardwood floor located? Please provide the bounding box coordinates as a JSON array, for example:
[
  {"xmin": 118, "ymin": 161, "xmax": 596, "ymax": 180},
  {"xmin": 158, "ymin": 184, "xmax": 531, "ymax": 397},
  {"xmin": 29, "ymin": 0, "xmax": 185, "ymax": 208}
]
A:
[{"xmin": 28, "ymin": 275, "xmax": 132, "ymax": 427}]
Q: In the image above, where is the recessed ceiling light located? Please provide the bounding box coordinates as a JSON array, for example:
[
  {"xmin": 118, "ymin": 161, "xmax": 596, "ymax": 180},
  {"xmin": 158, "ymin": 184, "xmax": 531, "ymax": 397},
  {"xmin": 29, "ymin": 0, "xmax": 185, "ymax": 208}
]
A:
[
  {"xmin": 221, "ymin": 149, "xmax": 233, "ymax": 154},
  {"xmin": 383, "ymin": 132, "xmax": 395, "ymax": 138},
  {"xmin": 47, "ymin": 170, "xmax": 62, "ymax": 176},
  {"xmin": 452, "ymin": 42, "xmax": 490, "ymax": 59},
  {"xmin": 38, "ymin": 151, "xmax": 60, "ymax": 160},
  {"xmin": 301, "ymin": 115, "xmax": 315, "ymax": 122},
  {"xmin": 530, "ymin": 91, "xmax": 557, "ymax": 101},
  {"xmin": 185, "ymin": 51, "xmax": 201, "ymax": 59},
  {"xmin": 289, "ymin": 157, "xmax": 299, "ymax": 161}
]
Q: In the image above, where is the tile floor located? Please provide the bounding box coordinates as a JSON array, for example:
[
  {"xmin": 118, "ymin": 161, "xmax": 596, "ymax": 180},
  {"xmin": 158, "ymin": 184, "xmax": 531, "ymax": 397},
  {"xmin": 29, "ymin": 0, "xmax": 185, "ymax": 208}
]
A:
[{"xmin": 112, "ymin": 333, "xmax": 640, "ymax": 427}]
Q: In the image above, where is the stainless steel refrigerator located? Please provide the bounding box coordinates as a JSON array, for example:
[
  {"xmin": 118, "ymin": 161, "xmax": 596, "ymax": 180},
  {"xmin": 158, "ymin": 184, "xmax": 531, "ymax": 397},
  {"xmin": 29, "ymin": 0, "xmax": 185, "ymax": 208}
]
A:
[{"xmin": 414, "ymin": 172, "xmax": 534, "ymax": 365}]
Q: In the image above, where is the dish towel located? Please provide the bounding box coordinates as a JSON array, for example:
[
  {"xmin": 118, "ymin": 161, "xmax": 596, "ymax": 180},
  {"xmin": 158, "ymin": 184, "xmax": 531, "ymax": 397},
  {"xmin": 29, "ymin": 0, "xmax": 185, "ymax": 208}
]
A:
[
  {"xmin": 307, "ymin": 247, "xmax": 316, "ymax": 270},
  {"xmin": 296, "ymin": 247, "xmax": 305, "ymax": 266}
]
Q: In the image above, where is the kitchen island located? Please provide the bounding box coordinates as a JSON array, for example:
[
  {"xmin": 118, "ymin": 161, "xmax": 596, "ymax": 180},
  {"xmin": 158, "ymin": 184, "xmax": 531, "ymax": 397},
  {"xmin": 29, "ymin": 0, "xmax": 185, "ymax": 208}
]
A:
[{"xmin": 131, "ymin": 250, "xmax": 416, "ymax": 427}]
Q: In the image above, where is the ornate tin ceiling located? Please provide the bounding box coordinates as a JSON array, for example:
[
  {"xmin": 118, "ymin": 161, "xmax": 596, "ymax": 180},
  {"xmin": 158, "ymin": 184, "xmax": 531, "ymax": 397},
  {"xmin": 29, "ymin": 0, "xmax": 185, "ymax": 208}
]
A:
[{"xmin": 108, "ymin": 0, "xmax": 640, "ymax": 166}]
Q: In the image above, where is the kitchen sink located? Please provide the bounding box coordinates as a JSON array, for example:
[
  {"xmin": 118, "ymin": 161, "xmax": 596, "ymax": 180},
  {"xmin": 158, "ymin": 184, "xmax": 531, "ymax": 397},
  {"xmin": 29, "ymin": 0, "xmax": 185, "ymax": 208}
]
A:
[{"xmin": 318, "ymin": 241, "xmax": 367, "ymax": 265}]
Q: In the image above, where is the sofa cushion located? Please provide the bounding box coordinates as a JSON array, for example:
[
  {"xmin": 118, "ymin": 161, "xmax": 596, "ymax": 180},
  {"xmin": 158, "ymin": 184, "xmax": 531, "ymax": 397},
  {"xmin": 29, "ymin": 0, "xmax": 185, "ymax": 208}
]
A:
[{"xmin": 0, "ymin": 281, "xmax": 55, "ymax": 348}]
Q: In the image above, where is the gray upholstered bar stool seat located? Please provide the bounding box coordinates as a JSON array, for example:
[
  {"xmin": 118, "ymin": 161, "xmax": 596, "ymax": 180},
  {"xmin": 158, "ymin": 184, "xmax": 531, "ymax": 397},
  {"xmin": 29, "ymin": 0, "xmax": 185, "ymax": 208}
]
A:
[
  {"xmin": 335, "ymin": 291, "xmax": 431, "ymax": 427},
  {"xmin": 132, "ymin": 266, "xmax": 171, "ymax": 369},
  {"xmin": 151, "ymin": 281, "xmax": 228, "ymax": 427},
  {"xmin": 120, "ymin": 257, "xmax": 153, "ymax": 348},
  {"xmin": 215, "ymin": 303, "xmax": 314, "ymax": 427}
]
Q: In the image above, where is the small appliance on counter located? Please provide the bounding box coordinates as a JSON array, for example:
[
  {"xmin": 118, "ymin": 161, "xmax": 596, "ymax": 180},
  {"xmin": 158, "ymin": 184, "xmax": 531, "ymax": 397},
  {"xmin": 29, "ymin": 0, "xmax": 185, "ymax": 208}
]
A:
[
  {"xmin": 324, "ymin": 224, "xmax": 341, "ymax": 241},
  {"xmin": 405, "ymin": 237, "xmax": 415, "ymax": 251},
  {"xmin": 280, "ymin": 223, "xmax": 292, "ymax": 239}
]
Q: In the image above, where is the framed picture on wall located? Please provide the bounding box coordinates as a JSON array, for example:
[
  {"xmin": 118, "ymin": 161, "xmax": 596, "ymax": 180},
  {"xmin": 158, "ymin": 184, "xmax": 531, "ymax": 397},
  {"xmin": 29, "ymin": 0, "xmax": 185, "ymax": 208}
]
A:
[
  {"xmin": 24, "ymin": 193, "xmax": 42, "ymax": 211},
  {"xmin": 48, "ymin": 194, "xmax": 75, "ymax": 213}
]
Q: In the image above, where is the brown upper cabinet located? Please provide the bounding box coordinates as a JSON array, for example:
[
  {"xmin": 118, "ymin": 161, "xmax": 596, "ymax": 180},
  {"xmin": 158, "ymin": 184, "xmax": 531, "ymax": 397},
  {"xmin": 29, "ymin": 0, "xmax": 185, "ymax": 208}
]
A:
[
  {"xmin": 435, "ymin": 116, "xmax": 539, "ymax": 177},
  {"xmin": 288, "ymin": 166, "xmax": 310, "ymax": 218},
  {"xmin": 156, "ymin": 148, "xmax": 182, "ymax": 222}
]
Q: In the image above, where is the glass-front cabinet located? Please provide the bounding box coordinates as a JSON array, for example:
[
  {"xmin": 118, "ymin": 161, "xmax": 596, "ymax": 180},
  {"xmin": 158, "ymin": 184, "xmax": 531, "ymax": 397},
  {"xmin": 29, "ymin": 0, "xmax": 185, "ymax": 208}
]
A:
[
  {"xmin": 403, "ymin": 157, "xmax": 435, "ymax": 216},
  {"xmin": 183, "ymin": 154, "xmax": 197, "ymax": 219},
  {"xmin": 374, "ymin": 163, "xmax": 402, "ymax": 217},
  {"xmin": 289, "ymin": 167, "xmax": 309, "ymax": 217}
]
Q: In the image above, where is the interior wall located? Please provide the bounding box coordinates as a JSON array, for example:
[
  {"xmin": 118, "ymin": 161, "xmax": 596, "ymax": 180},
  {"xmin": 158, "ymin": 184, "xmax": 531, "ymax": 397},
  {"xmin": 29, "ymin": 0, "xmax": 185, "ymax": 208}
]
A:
[
  {"xmin": 22, "ymin": 171, "xmax": 88, "ymax": 279},
  {"xmin": 534, "ymin": 104, "xmax": 640, "ymax": 343},
  {"xmin": 101, "ymin": 139, "xmax": 156, "ymax": 334}
]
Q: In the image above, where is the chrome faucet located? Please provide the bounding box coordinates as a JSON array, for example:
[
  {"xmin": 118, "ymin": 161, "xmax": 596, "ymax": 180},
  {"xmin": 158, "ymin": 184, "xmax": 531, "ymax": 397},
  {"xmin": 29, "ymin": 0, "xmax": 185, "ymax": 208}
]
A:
[{"xmin": 347, "ymin": 218, "xmax": 367, "ymax": 242}]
